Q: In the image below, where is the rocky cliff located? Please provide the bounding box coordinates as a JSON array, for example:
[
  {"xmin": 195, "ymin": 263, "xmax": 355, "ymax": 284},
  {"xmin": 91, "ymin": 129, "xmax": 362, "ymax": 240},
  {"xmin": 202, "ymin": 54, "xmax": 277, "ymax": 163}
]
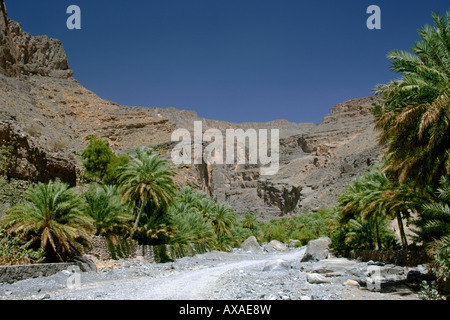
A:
[
  {"xmin": 0, "ymin": 1, "xmax": 176, "ymax": 185},
  {"xmin": 0, "ymin": 1, "xmax": 383, "ymax": 218},
  {"xmin": 158, "ymin": 96, "xmax": 383, "ymax": 219},
  {"xmin": 0, "ymin": 1, "xmax": 71, "ymax": 78}
]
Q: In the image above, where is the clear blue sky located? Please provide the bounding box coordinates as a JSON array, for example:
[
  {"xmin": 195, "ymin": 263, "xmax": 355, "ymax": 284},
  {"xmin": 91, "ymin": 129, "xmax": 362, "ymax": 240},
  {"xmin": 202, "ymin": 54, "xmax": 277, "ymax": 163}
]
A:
[{"xmin": 6, "ymin": 0, "xmax": 450, "ymax": 124}]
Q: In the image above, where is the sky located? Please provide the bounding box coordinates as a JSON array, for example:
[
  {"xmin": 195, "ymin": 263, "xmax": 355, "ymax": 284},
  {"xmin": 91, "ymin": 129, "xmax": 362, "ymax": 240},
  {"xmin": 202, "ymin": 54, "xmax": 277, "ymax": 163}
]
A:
[{"xmin": 5, "ymin": 0, "xmax": 450, "ymax": 124}]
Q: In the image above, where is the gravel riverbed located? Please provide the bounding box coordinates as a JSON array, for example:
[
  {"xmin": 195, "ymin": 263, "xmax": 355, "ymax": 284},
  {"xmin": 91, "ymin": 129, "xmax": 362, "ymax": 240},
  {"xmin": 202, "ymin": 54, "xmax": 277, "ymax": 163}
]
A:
[{"xmin": 0, "ymin": 246, "xmax": 424, "ymax": 300}]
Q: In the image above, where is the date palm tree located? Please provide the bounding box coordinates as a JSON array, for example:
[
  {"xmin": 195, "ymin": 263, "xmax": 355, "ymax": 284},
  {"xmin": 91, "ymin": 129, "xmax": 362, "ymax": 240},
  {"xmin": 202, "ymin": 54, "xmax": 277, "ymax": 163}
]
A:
[
  {"xmin": 372, "ymin": 11, "xmax": 450, "ymax": 188},
  {"xmin": 83, "ymin": 184, "xmax": 133, "ymax": 237},
  {"xmin": 117, "ymin": 147, "xmax": 177, "ymax": 236},
  {"xmin": 415, "ymin": 176, "xmax": 450, "ymax": 244},
  {"xmin": 338, "ymin": 167, "xmax": 425, "ymax": 248},
  {"xmin": 168, "ymin": 201, "xmax": 216, "ymax": 247},
  {"xmin": 414, "ymin": 176, "xmax": 450, "ymax": 283},
  {"xmin": 338, "ymin": 169, "xmax": 391, "ymax": 249},
  {"xmin": 209, "ymin": 203, "xmax": 237, "ymax": 236},
  {"xmin": 1, "ymin": 181, "xmax": 94, "ymax": 262}
]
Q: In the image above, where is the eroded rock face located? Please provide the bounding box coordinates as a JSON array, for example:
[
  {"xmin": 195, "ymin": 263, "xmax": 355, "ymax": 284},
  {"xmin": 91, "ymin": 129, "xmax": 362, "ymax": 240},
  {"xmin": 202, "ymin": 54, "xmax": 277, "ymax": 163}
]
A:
[
  {"xmin": 0, "ymin": 1, "xmax": 176, "ymax": 185},
  {"xmin": 0, "ymin": 120, "xmax": 77, "ymax": 185},
  {"xmin": 257, "ymin": 181, "xmax": 302, "ymax": 216},
  {"xmin": 180, "ymin": 96, "xmax": 383, "ymax": 218},
  {"xmin": 0, "ymin": 1, "xmax": 72, "ymax": 78}
]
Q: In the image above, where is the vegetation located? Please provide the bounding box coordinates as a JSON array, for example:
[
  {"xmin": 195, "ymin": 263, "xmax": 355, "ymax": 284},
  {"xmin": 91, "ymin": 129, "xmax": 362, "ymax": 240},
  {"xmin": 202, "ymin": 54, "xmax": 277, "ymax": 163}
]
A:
[
  {"xmin": 82, "ymin": 184, "xmax": 133, "ymax": 238},
  {"xmin": 81, "ymin": 136, "xmax": 129, "ymax": 185},
  {"xmin": 0, "ymin": 228, "xmax": 44, "ymax": 265},
  {"xmin": 116, "ymin": 147, "xmax": 177, "ymax": 235},
  {"xmin": 313, "ymin": 11, "xmax": 450, "ymax": 298},
  {"xmin": 1, "ymin": 181, "xmax": 94, "ymax": 262},
  {"xmin": 168, "ymin": 187, "xmax": 243, "ymax": 251},
  {"xmin": 335, "ymin": 166, "xmax": 426, "ymax": 249},
  {"xmin": 414, "ymin": 176, "xmax": 450, "ymax": 285},
  {"xmin": 256, "ymin": 208, "xmax": 336, "ymax": 246},
  {"xmin": 336, "ymin": 11, "xmax": 450, "ymax": 297},
  {"xmin": 372, "ymin": 12, "xmax": 450, "ymax": 189}
]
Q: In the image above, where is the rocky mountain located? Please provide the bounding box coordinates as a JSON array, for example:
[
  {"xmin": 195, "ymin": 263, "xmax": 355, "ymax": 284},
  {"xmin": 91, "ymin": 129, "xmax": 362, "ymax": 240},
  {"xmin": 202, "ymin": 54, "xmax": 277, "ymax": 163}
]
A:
[
  {"xmin": 0, "ymin": 1, "xmax": 384, "ymax": 219},
  {"xmin": 162, "ymin": 96, "xmax": 384, "ymax": 219}
]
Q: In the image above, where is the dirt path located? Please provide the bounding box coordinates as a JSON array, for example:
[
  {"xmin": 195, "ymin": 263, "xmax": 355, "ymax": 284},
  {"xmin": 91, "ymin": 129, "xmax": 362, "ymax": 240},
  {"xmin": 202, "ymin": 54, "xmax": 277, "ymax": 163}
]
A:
[
  {"xmin": 44, "ymin": 249, "xmax": 307, "ymax": 300},
  {"xmin": 0, "ymin": 247, "xmax": 422, "ymax": 300}
]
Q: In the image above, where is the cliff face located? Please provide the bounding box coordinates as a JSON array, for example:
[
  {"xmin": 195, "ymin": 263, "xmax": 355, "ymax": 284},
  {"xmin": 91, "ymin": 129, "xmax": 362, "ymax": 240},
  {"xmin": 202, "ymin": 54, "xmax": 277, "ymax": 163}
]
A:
[
  {"xmin": 0, "ymin": 1, "xmax": 71, "ymax": 78},
  {"xmin": 0, "ymin": 1, "xmax": 383, "ymax": 218},
  {"xmin": 166, "ymin": 96, "xmax": 383, "ymax": 220},
  {"xmin": 0, "ymin": 2, "xmax": 176, "ymax": 185}
]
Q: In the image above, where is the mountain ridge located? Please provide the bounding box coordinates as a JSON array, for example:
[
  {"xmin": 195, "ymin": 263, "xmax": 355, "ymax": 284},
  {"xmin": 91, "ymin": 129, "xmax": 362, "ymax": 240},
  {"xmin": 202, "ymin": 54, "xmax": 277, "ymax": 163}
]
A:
[{"xmin": 0, "ymin": 2, "xmax": 384, "ymax": 218}]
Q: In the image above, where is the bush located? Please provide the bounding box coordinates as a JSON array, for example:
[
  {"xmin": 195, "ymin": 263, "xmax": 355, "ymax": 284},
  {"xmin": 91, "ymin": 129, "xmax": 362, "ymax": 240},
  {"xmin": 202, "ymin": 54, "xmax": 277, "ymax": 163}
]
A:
[
  {"xmin": 0, "ymin": 228, "xmax": 44, "ymax": 265},
  {"xmin": 81, "ymin": 136, "xmax": 129, "ymax": 184},
  {"xmin": 257, "ymin": 208, "xmax": 337, "ymax": 246},
  {"xmin": 331, "ymin": 216, "xmax": 397, "ymax": 252},
  {"xmin": 169, "ymin": 203, "xmax": 216, "ymax": 248}
]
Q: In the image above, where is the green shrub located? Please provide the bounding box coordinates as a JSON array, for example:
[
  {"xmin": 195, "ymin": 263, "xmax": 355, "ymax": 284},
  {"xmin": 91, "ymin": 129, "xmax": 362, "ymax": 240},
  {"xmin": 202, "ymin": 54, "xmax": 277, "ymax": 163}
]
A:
[
  {"xmin": 257, "ymin": 208, "xmax": 337, "ymax": 246},
  {"xmin": 169, "ymin": 203, "xmax": 216, "ymax": 248},
  {"xmin": 331, "ymin": 216, "xmax": 397, "ymax": 252},
  {"xmin": 0, "ymin": 228, "xmax": 45, "ymax": 265},
  {"xmin": 81, "ymin": 136, "xmax": 129, "ymax": 184}
]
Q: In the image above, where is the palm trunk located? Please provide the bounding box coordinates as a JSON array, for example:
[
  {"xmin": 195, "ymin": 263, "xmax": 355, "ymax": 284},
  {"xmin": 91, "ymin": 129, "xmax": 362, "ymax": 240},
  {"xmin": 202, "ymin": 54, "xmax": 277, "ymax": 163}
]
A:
[
  {"xmin": 396, "ymin": 211, "xmax": 408, "ymax": 249},
  {"xmin": 130, "ymin": 201, "xmax": 144, "ymax": 238},
  {"xmin": 375, "ymin": 217, "xmax": 382, "ymax": 250}
]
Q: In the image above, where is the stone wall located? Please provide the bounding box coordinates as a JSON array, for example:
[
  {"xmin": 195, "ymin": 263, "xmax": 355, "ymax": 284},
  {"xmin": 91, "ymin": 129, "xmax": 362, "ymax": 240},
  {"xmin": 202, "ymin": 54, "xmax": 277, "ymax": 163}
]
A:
[
  {"xmin": 85, "ymin": 235, "xmax": 208, "ymax": 263},
  {"xmin": 137, "ymin": 243, "xmax": 208, "ymax": 263},
  {"xmin": 0, "ymin": 236, "xmax": 209, "ymax": 284},
  {"xmin": 0, "ymin": 262, "xmax": 76, "ymax": 284},
  {"xmin": 344, "ymin": 249, "xmax": 431, "ymax": 267}
]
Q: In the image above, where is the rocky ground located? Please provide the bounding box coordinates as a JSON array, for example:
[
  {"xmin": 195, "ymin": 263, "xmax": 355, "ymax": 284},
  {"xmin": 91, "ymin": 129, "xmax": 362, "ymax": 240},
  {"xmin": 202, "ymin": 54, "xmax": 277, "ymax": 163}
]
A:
[{"xmin": 0, "ymin": 244, "xmax": 426, "ymax": 301}]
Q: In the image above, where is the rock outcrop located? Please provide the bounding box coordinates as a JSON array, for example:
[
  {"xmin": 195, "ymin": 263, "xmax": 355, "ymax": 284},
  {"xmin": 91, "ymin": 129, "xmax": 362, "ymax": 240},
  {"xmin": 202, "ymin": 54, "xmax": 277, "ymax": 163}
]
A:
[
  {"xmin": 0, "ymin": 1, "xmax": 72, "ymax": 78},
  {"xmin": 0, "ymin": 1, "xmax": 176, "ymax": 186},
  {"xmin": 0, "ymin": 119, "xmax": 77, "ymax": 185}
]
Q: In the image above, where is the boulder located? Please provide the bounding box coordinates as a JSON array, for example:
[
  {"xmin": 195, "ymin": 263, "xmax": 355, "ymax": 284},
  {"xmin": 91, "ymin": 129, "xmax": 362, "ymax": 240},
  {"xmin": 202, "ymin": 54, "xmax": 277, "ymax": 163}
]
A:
[
  {"xmin": 364, "ymin": 263, "xmax": 413, "ymax": 291},
  {"xmin": 264, "ymin": 240, "xmax": 288, "ymax": 252},
  {"xmin": 69, "ymin": 256, "xmax": 97, "ymax": 273},
  {"xmin": 312, "ymin": 258, "xmax": 358, "ymax": 275},
  {"xmin": 301, "ymin": 237, "xmax": 332, "ymax": 262},
  {"xmin": 306, "ymin": 273, "xmax": 331, "ymax": 284},
  {"xmin": 262, "ymin": 259, "xmax": 291, "ymax": 272},
  {"xmin": 343, "ymin": 279, "xmax": 360, "ymax": 287},
  {"xmin": 241, "ymin": 236, "xmax": 261, "ymax": 251}
]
